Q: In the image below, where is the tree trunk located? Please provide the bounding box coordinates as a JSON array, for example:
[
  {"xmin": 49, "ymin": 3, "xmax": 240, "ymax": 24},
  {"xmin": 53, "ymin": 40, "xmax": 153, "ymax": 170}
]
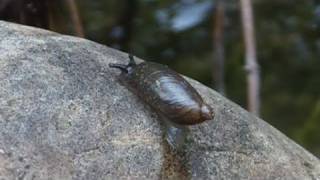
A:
[
  {"xmin": 212, "ymin": 0, "xmax": 225, "ymax": 94},
  {"xmin": 65, "ymin": 0, "xmax": 84, "ymax": 37},
  {"xmin": 110, "ymin": 0, "xmax": 138, "ymax": 51},
  {"xmin": 240, "ymin": 0, "xmax": 260, "ymax": 115}
]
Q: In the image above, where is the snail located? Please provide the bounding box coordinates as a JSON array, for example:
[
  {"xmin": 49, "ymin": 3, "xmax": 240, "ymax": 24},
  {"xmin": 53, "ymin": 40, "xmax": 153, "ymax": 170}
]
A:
[{"xmin": 109, "ymin": 54, "xmax": 214, "ymax": 147}]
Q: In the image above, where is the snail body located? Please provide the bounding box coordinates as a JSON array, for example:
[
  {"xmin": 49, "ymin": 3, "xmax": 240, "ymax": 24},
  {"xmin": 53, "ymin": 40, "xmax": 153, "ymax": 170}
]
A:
[
  {"xmin": 109, "ymin": 55, "xmax": 214, "ymax": 148},
  {"xmin": 109, "ymin": 55, "xmax": 214, "ymax": 126}
]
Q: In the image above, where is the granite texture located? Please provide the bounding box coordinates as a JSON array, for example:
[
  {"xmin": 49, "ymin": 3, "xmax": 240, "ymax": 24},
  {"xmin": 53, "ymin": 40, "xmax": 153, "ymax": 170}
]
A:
[{"xmin": 0, "ymin": 21, "xmax": 319, "ymax": 180}]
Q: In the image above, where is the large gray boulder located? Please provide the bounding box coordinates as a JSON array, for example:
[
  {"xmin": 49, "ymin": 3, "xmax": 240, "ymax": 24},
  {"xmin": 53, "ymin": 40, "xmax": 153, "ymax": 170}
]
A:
[{"xmin": 0, "ymin": 21, "xmax": 319, "ymax": 180}]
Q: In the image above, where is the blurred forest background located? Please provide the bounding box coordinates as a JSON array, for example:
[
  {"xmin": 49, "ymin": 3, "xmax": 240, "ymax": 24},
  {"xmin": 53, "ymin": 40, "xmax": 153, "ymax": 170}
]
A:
[{"xmin": 0, "ymin": 0, "xmax": 319, "ymax": 157}]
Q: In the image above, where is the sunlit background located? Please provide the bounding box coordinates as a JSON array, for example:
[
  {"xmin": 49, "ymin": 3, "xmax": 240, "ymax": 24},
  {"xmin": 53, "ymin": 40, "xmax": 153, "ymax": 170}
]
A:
[{"xmin": 1, "ymin": 0, "xmax": 319, "ymax": 157}]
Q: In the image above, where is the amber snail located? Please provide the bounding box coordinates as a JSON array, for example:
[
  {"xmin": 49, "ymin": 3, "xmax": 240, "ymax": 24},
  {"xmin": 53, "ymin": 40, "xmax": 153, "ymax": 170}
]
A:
[{"xmin": 109, "ymin": 55, "xmax": 214, "ymax": 147}]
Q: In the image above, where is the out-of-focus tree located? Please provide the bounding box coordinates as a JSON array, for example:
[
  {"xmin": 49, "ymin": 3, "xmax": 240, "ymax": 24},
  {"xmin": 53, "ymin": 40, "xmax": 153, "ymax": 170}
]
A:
[
  {"xmin": 65, "ymin": 0, "xmax": 84, "ymax": 37},
  {"xmin": 212, "ymin": 0, "xmax": 225, "ymax": 94},
  {"xmin": 240, "ymin": 0, "xmax": 260, "ymax": 115},
  {"xmin": 112, "ymin": 0, "xmax": 138, "ymax": 51}
]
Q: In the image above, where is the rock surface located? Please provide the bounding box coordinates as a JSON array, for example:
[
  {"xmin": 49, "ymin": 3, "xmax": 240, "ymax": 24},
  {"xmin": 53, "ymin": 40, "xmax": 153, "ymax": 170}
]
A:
[{"xmin": 0, "ymin": 21, "xmax": 319, "ymax": 180}]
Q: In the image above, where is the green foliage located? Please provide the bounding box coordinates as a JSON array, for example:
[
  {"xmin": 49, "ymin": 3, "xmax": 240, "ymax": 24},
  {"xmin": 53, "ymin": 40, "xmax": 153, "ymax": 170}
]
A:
[{"xmin": 296, "ymin": 101, "xmax": 320, "ymax": 156}]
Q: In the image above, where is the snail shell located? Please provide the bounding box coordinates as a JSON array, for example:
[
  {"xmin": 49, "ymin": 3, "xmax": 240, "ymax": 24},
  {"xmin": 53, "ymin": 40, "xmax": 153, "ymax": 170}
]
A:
[{"xmin": 109, "ymin": 55, "xmax": 214, "ymax": 126}]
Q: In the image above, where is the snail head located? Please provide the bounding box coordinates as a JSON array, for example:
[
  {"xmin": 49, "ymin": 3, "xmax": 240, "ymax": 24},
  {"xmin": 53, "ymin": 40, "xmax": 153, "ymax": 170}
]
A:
[{"xmin": 109, "ymin": 54, "xmax": 137, "ymax": 73}]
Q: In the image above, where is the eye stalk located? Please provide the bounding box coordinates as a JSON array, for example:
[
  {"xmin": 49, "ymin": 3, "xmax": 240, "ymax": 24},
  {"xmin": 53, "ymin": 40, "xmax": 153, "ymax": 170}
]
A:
[
  {"xmin": 109, "ymin": 54, "xmax": 137, "ymax": 73},
  {"xmin": 108, "ymin": 63, "xmax": 128, "ymax": 73}
]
